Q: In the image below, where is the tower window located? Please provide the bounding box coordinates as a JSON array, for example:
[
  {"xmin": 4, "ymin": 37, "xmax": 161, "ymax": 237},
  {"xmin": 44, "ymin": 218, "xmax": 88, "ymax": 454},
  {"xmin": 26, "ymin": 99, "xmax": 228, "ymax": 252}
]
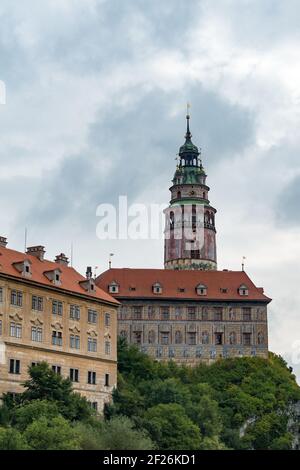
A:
[{"xmin": 177, "ymin": 191, "xmax": 181, "ymax": 199}]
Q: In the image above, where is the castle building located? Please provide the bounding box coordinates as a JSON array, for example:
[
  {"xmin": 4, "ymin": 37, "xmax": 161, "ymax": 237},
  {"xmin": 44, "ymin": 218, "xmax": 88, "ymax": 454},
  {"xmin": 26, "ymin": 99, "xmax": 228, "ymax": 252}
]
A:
[
  {"xmin": 96, "ymin": 113, "xmax": 271, "ymax": 364},
  {"xmin": 0, "ymin": 237, "xmax": 119, "ymax": 411}
]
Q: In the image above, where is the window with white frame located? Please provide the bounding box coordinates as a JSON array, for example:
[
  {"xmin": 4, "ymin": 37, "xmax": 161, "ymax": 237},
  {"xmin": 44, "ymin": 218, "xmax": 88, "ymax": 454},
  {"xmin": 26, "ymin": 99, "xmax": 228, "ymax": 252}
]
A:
[
  {"xmin": 52, "ymin": 300, "xmax": 63, "ymax": 315},
  {"xmin": 31, "ymin": 326, "xmax": 43, "ymax": 342},
  {"xmin": 88, "ymin": 337, "xmax": 97, "ymax": 352},
  {"xmin": 32, "ymin": 295, "xmax": 43, "ymax": 311},
  {"xmin": 105, "ymin": 341, "xmax": 111, "ymax": 355},
  {"xmin": 70, "ymin": 334, "xmax": 80, "ymax": 349},
  {"xmin": 88, "ymin": 309, "xmax": 97, "ymax": 323},
  {"xmin": 70, "ymin": 304, "xmax": 80, "ymax": 320},
  {"xmin": 10, "ymin": 322, "xmax": 22, "ymax": 338},
  {"xmin": 11, "ymin": 290, "xmax": 23, "ymax": 307},
  {"xmin": 105, "ymin": 312, "xmax": 110, "ymax": 327}
]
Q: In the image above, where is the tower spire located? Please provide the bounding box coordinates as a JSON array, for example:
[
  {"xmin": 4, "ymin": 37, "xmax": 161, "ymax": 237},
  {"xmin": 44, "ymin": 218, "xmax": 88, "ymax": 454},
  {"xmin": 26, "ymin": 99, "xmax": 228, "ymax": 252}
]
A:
[{"xmin": 186, "ymin": 102, "xmax": 191, "ymax": 139}]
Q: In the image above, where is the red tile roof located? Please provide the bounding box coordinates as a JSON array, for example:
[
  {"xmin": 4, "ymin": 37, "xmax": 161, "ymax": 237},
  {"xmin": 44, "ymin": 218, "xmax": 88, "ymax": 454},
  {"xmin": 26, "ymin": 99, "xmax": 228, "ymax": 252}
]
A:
[
  {"xmin": 0, "ymin": 246, "xmax": 119, "ymax": 305},
  {"xmin": 96, "ymin": 268, "xmax": 271, "ymax": 303}
]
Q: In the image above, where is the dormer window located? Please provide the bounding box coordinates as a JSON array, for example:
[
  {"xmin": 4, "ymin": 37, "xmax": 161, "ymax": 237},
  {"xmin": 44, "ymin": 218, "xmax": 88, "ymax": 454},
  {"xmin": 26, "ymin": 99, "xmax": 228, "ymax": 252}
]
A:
[
  {"xmin": 152, "ymin": 282, "xmax": 162, "ymax": 294},
  {"xmin": 238, "ymin": 284, "xmax": 249, "ymax": 296},
  {"xmin": 108, "ymin": 281, "xmax": 119, "ymax": 294},
  {"xmin": 79, "ymin": 278, "xmax": 95, "ymax": 293},
  {"xmin": 12, "ymin": 259, "xmax": 32, "ymax": 278},
  {"xmin": 196, "ymin": 284, "xmax": 207, "ymax": 296},
  {"xmin": 44, "ymin": 268, "xmax": 62, "ymax": 286}
]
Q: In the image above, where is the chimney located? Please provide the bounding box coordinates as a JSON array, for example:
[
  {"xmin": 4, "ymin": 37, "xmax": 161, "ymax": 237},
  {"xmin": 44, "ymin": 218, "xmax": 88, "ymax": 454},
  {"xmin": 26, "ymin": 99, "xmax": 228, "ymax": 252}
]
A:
[
  {"xmin": 55, "ymin": 253, "xmax": 69, "ymax": 266},
  {"xmin": 0, "ymin": 236, "xmax": 7, "ymax": 248},
  {"xmin": 26, "ymin": 245, "xmax": 46, "ymax": 261},
  {"xmin": 86, "ymin": 266, "xmax": 92, "ymax": 280}
]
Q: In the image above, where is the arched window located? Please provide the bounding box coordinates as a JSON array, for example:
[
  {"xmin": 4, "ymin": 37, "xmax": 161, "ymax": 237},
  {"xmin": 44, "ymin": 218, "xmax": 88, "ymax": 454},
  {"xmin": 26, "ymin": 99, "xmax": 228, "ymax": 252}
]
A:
[
  {"xmin": 238, "ymin": 284, "xmax": 249, "ymax": 296},
  {"xmin": 202, "ymin": 192, "xmax": 206, "ymax": 199},
  {"xmin": 170, "ymin": 211, "xmax": 174, "ymax": 230},
  {"xmin": 196, "ymin": 284, "xmax": 207, "ymax": 296},
  {"xmin": 229, "ymin": 331, "xmax": 236, "ymax": 345},
  {"xmin": 152, "ymin": 282, "xmax": 162, "ymax": 294},
  {"xmin": 177, "ymin": 191, "xmax": 181, "ymax": 199},
  {"xmin": 148, "ymin": 330, "xmax": 156, "ymax": 344},
  {"xmin": 109, "ymin": 281, "xmax": 119, "ymax": 294},
  {"xmin": 175, "ymin": 330, "xmax": 182, "ymax": 344},
  {"xmin": 202, "ymin": 331, "xmax": 209, "ymax": 344}
]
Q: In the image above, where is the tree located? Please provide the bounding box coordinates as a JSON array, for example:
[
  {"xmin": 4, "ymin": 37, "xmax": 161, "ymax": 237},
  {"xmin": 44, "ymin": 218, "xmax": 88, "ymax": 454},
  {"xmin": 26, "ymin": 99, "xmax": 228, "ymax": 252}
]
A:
[
  {"xmin": 144, "ymin": 403, "xmax": 201, "ymax": 450},
  {"xmin": 12, "ymin": 400, "xmax": 59, "ymax": 431},
  {"xmin": 19, "ymin": 362, "xmax": 92, "ymax": 422},
  {"xmin": 97, "ymin": 416, "xmax": 154, "ymax": 450},
  {"xmin": 0, "ymin": 427, "xmax": 28, "ymax": 450},
  {"xmin": 23, "ymin": 415, "xmax": 80, "ymax": 450}
]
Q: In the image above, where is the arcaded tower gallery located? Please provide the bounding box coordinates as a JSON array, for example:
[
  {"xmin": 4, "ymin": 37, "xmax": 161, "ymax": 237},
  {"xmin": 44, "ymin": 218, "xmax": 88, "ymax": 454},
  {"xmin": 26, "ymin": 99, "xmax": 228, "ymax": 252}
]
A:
[{"xmin": 164, "ymin": 111, "xmax": 217, "ymax": 271}]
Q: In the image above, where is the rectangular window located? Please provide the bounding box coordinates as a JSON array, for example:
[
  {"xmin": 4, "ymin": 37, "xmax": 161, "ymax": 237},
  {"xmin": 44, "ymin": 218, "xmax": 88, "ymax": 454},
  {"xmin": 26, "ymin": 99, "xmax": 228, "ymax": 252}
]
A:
[
  {"xmin": 31, "ymin": 362, "xmax": 40, "ymax": 367},
  {"xmin": 87, "ymin": 337, "xmax": 97, "ymax": 352},
  {"xmin": 10, "ymin": 322, "xmax": 22, "ymax": 338},
  {"xmin": 9, "ymin": 359, "xmax": 20, "ymax": 374},
  {"xmin": 133, "ymin": 307, "xmax": 142, "ymax": 320},
  {"xmin": 105, "ymin": 341, "xmax": 111, "ymax": 355},
  {"xmin": 105, "ymin": 373, "xmax": 110, "ymax": 387},
  {"xmin": 215, "ymin": 333, "xmax": 223, "ymax": 345},
  {"xmin": 52, "ymin": 300, "xmax": 63, "ymax": 315},
  {"xmin": 187, "ymin": 307, "xmax": 196, "ymax": 320},
  {"xmin": 88, "ymin": 309, "xmax": 97, "ymax": 323},
  {"xmin": 70, "ymin": 368, "xmax": 79, "ymax": 382},
  {"xmin": 214, "ymin": 308, "xmax": 223, "ymax": 321},
  {"xmin": 31, "ymin": 326, "xmax": 43, "ymax": 342},
  {"xmin": 32, "ymin": 295, "xmax": 43, "ymax": 311},
  {"xmin": 188, "ymin": 332, "xmax": 196, "ymax": 345},
  {"xmin": 160, "ymin": 307, "xmax": 170, "ymax": 320},
  {"xmin": 243, "ymin": 333, "xmax": 251, "ymax": 346},
  {"xmin": 52, "ymin": 365, "xmax": 61, "ymax": 375},
  {"xmin": 133, "ymin": 332, "xmax": 142, "ymax": 344},
  {"xmin": 0, "ymin": 287, "xmax": 3, "ymax": 303},
  {"xmin": 11, "ymin": 290, "xmax": 23, "ymax": 307},
  {"xmin": 87, "ymin": 371, "xmax": 96, "ymax": 385},
  {"xmin": 52, "ymin": 331, "xmax": 62, "ymax": 346},
  {"xmin": 70, "ymin": 335, "xmax": 80, "ymax": 349},
  {"xmin": 105, "ymin": 312, "xmax": 110, "ymax": 327},
  {"xmin": 243, "ymin": 308, "xmax": 251, "ymax": 321},
  {"xmin": 161, "ymin": 333, "xmax": 170, "ymax": 345},
  {"xmin": 70, "ymin": 305, "xmax": 80, "ymax": 320},
  {"xmin": 90, "ymin": 402, "xmax": 98, "ymax": 411},
  {"xmin": 0, "ymin": 320, "xmax": 2, "ymax": 335}
]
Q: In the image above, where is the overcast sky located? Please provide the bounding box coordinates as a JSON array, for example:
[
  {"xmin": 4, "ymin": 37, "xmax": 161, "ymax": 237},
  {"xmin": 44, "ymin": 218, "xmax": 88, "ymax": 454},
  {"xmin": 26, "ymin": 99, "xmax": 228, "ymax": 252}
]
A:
[{"xmin": 0, "ymin": 0, "xmax": 299, "ymax": 380}]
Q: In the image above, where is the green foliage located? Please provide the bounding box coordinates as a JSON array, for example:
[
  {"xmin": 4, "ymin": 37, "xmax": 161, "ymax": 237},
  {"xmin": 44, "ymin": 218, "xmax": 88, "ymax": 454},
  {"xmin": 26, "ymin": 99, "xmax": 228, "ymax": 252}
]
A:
[
  {"xmin": 20, "ymin": 362, "xmax": 92, "ymax": 421},
  {"xmin": 109, "ymin": 339, "xmax": 300, "ymax": 450},
  {"xmin": 23, "ymin": 415, "xmax": 80, "ymax": 450},
  {"xmin": 0, "ymin": 344, "xmax": 299, "ymax": 450},
  {"xmin": 144, "ymin": 403, "xmax": 201, "ymax": 450},
  {"xmin": 0, "ymin": 427, "xmax": 29, "ymax": 450}
]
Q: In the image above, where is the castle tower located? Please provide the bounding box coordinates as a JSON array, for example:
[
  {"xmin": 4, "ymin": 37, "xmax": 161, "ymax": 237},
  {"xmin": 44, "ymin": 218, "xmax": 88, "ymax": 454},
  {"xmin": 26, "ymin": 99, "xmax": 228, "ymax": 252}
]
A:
[{"xmin": 164, "ymin": 111, "xmax": 217, "ymax": 270}]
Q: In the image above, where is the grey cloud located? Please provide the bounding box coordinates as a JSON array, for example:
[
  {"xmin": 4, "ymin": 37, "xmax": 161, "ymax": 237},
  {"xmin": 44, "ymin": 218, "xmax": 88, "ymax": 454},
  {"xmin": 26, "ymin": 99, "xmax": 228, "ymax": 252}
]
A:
[
  {"xmin": 20, "ymin": 85, "xmax": 254, "ymax": 233},
  {"xmin": 276, "ymin": 174, "xmax": 300, "ymax": 226}
]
